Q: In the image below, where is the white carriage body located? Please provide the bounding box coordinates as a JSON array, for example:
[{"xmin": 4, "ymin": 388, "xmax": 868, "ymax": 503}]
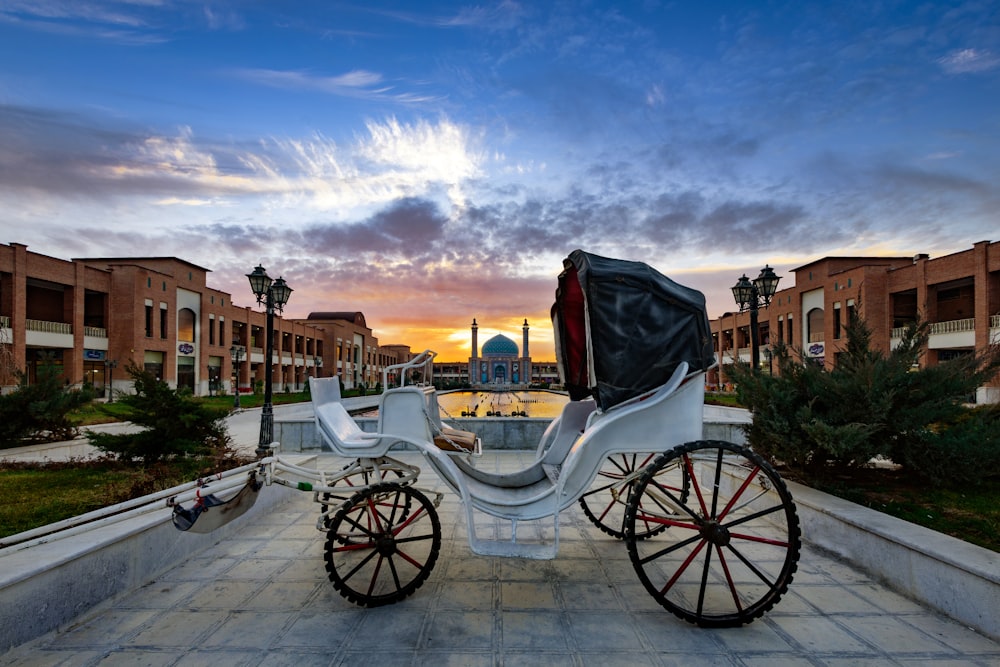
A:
[{"xmin": 308, "ymin": 350, "xmax": 704, "ymax": 558}]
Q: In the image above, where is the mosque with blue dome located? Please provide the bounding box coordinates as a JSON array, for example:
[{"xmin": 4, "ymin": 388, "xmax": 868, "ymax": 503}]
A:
[{"xmin": 469, "ymin": 318, "xmax": 532, "ymax": 386}]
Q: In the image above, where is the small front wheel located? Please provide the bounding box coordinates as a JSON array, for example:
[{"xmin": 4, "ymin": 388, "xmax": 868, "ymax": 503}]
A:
[
  {"xmin": 324, "ymin": 483, "xmax": 441, "ymax": 607},
  {"xmin": 625, "ymin": 441, "xmax": 800, "ymax": 627}
]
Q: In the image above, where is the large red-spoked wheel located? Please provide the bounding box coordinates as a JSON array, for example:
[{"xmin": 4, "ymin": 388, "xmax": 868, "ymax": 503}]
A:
[
  {"xmin": 625, "ymin": 440, "xmax": 800, "ymax": 627},
  {"xmin": 324, "ymin": 483, "xmax": 441, "ymax": 607}
]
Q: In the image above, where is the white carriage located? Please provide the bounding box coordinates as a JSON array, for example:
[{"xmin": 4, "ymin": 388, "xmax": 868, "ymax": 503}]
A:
[{"xmin": 174, "ymin": 250, "xmax": 801, "ymax": 627}]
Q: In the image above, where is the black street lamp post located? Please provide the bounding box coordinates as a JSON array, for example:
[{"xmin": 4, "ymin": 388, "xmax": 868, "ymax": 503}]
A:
[
  {"xmin": 731, "ymin": 265, "xmax": 781, "ymax": 372},
  {"xmin": 104, "ymin": 359, "xmax": 118, "ymax": 403},
  {"xmin": 246, "ymin": 265, "xmax": 293, "ymax": 458},
  {"xmin": 229, "ymin": 342, "xmax": 244, "ymax": 409}
]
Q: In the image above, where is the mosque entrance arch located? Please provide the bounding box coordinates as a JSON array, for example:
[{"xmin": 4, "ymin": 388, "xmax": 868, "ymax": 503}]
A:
[{"xmin": 493, "ymin": 364, "xmax": 507, "ymax": 383}]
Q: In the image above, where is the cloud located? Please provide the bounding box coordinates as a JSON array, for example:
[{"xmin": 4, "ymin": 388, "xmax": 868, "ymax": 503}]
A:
[
  {"xmin": 937, "ymin": 48, "xmax": 1000, "ymax": 74},
  {"xmin": 0, "ymin": 106, "xmax": 483, "ymax": 220},
  {"xmin": 229, "ymin": 68, "xmax": 442, "ymax": 104}
]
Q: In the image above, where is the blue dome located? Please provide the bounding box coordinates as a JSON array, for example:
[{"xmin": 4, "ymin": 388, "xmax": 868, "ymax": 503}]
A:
[{"xmin": 482, "ymin": 334, "xmax": 519, "ymax": 356}]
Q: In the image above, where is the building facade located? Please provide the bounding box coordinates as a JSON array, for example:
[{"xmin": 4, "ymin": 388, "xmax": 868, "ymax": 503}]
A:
[
  {"xmin": 0, "ymin": 242, "xmax": 329, "ymax": 396},
  {"xmin": 710, "ymin": 240, "xmax": 1000, "ymax": 403},
  {"xmin": 291, "ymin": 313, "xmax": 413, "ymax": 390}
]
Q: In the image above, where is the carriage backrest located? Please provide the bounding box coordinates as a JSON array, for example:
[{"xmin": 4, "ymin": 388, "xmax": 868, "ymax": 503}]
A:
[
  {"xmin": 310, "ymin": 375, "xmax": 384, "ymax": 453},
  {"xmin": 378, "ymin": 386, "xmax": 436, "ymax": 443},
  {"xmin": 310, "ymin": 375, "xmax": 342, "ymax": 407}
]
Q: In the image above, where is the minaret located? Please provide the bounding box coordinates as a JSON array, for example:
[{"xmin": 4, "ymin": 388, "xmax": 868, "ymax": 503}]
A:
[
  {"xmin": 470, "ymin": 318, "xmax": 479, "ymax": 386},
  {"xmin": 522, "ymin": 319, "xmax": 529, "ymax": 359},
  {"xmin": 472, "ymin": 318, "xmax": 479, "ymax": 358},
  {"xmin": 522, "ymin": 318, "xmax": 530, "ymax": 385}
]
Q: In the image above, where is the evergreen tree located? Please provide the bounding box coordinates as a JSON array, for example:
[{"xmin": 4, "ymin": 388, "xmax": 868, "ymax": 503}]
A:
[
  {"xmin": 88, "ymin": 363, "xmax": 231, "ymax": 464},
  {"xmin": 729, "ymin": 315, "xmax": 1000, "ymax": 486},
  {"xmin": 0, "ymin": 363, "xmax": 94, "ymax": 445}
]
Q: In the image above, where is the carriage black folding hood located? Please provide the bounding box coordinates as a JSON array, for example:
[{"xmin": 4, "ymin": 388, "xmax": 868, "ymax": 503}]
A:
[{"xmin": 551, "ymin": 249, "xmax": 715, "ymax": 411}]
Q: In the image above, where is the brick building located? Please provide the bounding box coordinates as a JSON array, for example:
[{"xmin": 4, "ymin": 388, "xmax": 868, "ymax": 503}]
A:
[
  {"xmin": 0, "ymin": 242, "xmax": 333, "ymax": 396},
  {"xmin": 711, "ymin": 240, "xmax": 1000, "ymax": 404},
  {"xmin": 291, "ymin": 313, "xmax": 415, "ymax": 390}
]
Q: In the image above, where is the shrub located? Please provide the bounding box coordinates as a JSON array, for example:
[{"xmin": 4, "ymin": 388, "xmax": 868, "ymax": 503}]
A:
[
  {"xmin": 88, "ymin": 363, "xmax": 231, "ymax": 464},
  {"xmin": 0, "ymin": 365, "xmax": 94, "ymax": 446},
  {"xmin": 730, "ymin": 315, "xmax": 1000, "ymax": 485}
]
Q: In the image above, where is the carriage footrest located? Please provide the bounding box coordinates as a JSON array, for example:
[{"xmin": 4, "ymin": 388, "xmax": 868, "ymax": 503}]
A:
[
  {"xmin": 468, "ymin": 535, "xmax": 558, "ymax": 559},
  {"xmin": 464, "ymin": 508, "xmax": 560, "ymax": 560}
]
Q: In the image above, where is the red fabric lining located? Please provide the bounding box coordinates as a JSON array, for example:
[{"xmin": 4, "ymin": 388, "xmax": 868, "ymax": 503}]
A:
[{"xmin": 560, "ymin": 266, "xmax": 588, "ymax": 390}]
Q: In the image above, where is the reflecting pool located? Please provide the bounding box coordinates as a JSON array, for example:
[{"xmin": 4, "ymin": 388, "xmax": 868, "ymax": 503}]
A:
[{"xmin": 436, "ymin": 390, "xmax": 569, "ymax": 419}]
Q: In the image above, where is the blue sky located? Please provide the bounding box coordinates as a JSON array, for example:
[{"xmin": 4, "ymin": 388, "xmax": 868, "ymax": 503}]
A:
[{"xmin": 1, "ymin": 1, "xmax": 998, "ymax": 359}]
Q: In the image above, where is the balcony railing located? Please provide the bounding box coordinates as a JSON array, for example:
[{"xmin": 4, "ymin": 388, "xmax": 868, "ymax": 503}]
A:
[
  {"xmin": 893, "ymin": 318, "xmax": 978, "ymax": 339},
  {"xmin": 929, "ymin": 318, "xmax": 975, "ymax": 335},
  {"xmin": 0, "ymin": 315, "xmax": 9, "ymax": 328},
  {"xmin": 808, "ymin": 333, "xmax": 824, "ymax": 343},
  {"xmin": 84, "ymin": 326, "xmax": 107, "ymax": 338},
  {"xmin": 992, "ymin": 314, "xmax": 1000, "ymax": 329},
  {"xmin": 26, "ymin": 319, "xmax": 72, "ymax": 334}
]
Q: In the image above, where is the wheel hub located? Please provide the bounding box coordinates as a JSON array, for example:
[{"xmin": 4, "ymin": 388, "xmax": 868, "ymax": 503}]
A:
[
  {"xmin": 700, "ymin": 520, "xmax": 730, "ymax": 547},
  {"xmin": 375, "ymin": 534, "xmax": 396, "ymax": 556}
]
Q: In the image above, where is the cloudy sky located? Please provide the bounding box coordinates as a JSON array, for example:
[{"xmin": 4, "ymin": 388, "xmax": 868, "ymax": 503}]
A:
[{"xmin": 1, "ymin": 1, "xmax": 998, "ymax": 360}]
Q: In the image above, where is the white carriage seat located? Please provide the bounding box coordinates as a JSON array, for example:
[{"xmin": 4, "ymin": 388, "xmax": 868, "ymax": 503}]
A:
[
  {"xmin": 450, "ymin": 398, "xmax": 596, "ymax": 489},
  {"xmin": 310, "ymin": 376, "xmax": 383, "ymax": 453}
]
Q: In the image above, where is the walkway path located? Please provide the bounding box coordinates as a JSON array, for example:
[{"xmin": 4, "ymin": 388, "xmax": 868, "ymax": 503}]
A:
[{"xmin": 3, "ymin": 451, "xmax": 1000, "ymax": 666}]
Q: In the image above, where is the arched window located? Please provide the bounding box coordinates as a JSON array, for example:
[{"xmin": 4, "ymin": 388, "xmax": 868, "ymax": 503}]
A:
[
  {"xmin": 807, "ymin": 308, "xmax": 824, "ymax": 343},
  {"xmin": 178, "ymin": 308, "xmax": 196, "ymax": 342}
]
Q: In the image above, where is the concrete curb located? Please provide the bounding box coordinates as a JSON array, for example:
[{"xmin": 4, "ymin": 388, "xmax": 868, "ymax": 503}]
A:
[
  {"xmin": 0, "ymin": 462, "xmax": 308, "ymax": 653},
  {"xmin": 789, "ymin": 480, "xmax": 999, "ymax": 641}
]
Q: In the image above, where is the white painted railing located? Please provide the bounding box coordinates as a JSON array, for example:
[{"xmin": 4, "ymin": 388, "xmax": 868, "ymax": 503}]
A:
[
  {"xmin": 929, "ymin": 318, "xmax": 975, "ymax": 335},
  {"xmin": 84, "ymin": 326, "xmax": 107, "ymax": 338},
  {"xmin": 26, "ymin": 319, "xmax": 72, "ymax": 334}
]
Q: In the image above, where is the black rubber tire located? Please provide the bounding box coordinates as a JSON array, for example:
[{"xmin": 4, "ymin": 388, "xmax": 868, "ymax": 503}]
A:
[
  {"xmin": 324, "ymin": 483, "xmax": 441, "ymax": 607},
  {"xmin": 579, "ymin": 453, "xmax": 682, "ymax": 540},
  {"xmin": 625, "ymin": 440, "xmax": 800, "ymax": 627}
]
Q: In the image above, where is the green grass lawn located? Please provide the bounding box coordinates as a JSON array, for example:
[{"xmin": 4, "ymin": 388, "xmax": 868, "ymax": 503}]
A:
[
  {"xmin": 807, "ymin": 469, "xmax": 999, "ymax": 553},
  {"xmin": 0, "ymin": 456, "xmax": 251, "ymax": 540}
]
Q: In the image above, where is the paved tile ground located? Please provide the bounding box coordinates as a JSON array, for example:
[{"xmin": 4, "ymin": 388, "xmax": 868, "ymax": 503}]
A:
[{"xmin": 3, "ymin": 452, "xmax": 999, "ymax": 666}]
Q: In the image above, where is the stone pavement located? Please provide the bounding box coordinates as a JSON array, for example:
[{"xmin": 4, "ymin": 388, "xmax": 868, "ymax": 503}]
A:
[{"xmin": 3, "ymin": 451, "xmax": 999, "ymax": 667}]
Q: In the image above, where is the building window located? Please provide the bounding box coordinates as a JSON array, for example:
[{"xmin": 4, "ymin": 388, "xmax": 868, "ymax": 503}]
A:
[
  {"xmin": 218, "ymin": 319, "xmax": 225, "ymax": 347},
  {"xmin": 786, "ymin": 317, "xmax": 793, "ymax": 345},
  {"xmin": 847, "ymin": 300, "xmax": 856, "ymax": 324},
  {"xmin": 807, "ymin": 308, "xmax": 824, "ymax": 343},
  {"xmin": 160, "ymin": 305, "xmax": 168, "ymax": 339},
  {"xmin": 147, "ymin": 277, "xmax": 151, "ymax": 288},
  {"xmin": 145, "ymin": 304, "xmax": 153, "ymax": 337},
  {"xmin": 833, "ymin": 305, "xmax": 842, "ymax": 340},
  {"xmin": 178, "ymin": 308, "xmax": 196, "ymax": 343},
  {"xmin": 209, "ymin": 315, "xmax": 216, "ymax": 345}
]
